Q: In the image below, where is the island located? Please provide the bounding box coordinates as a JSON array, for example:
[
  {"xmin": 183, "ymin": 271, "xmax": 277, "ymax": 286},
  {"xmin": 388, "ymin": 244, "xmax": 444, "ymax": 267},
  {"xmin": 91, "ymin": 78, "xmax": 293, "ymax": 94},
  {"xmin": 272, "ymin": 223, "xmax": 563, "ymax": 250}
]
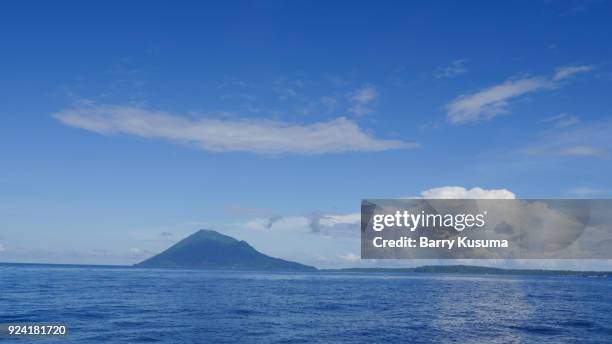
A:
[
  {"xmin": 131, "ymin": 229, "xmax": 609, "ymax": 277},
  {"xmin": 322, "ymin": 265, "xmax": 609, "ymax": 277},
  {"xmin": 134, "ymin": 229, "xmax": 316, "ymax": 271}
]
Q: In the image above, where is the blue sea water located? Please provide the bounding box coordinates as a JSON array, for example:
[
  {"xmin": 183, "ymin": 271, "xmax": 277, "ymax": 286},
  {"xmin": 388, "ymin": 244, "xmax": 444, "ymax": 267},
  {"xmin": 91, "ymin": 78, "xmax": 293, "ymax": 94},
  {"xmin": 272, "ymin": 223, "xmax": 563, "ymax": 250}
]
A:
[{"xmin": 1, "ymin": 264, "xmax": 611, "ymax": 343}]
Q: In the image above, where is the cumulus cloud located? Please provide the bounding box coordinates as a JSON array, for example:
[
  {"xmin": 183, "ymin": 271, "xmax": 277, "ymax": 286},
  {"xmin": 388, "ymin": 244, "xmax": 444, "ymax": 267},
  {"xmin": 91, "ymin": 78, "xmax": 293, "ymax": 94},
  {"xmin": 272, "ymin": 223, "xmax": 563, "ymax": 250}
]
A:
[
  {"xmin": 434, "ymin": 59, "xmax": 468, "ymax": 79},
  {"xmin": 366, "ymin": 196, "xmax": 604, "ymax": 260},
  {"xmin": 469, "ymin": 200, "xmax": 601, "ymax": 258},
  {"xmin": 239, "ymin": 186, "xmax": 516, "ymax": 239},
  {"xmin": 420, "ymin": 186, "xmax": 516, "ymax": 199},
  {"xmin": 53, "ymin": 104, "xmax": 415, "ymax": 154},
  {"xmin": 446, "ymin": 66, "xmax": 592, "ymax": 124},
  {"xmin": 228, "ymin": 186, "xmax": 536, "ymax": 266}
]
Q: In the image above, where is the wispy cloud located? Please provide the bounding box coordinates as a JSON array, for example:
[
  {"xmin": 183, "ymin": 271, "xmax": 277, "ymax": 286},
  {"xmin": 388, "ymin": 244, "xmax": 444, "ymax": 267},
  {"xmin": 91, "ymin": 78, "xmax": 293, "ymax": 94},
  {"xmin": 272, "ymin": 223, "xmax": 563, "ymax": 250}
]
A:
[
  {"xmin": 541, "ymin": 113, "xmax": 580, "ymax": 128},
  {"xmin": 553, "ymin": 65, "xmax": 594, "ymax": 81},
  {"xmin": 446, "ymin": 66, "xmax": 593, "ymax": 124},
  {"xmin": 273, "ymin": 77, "xmax": 305, "ymax": 100},
  {"xmin": 53, "ymin": 104, "xmax": 415, "ymax": 154},
  {"xmin": 521, "ymin": 118, "xmax": 611, "ymax": 159},
  {"xmin": 434, "ymin": 59, "xmax": 468, "ymax": 79},
  {"xmin": 242, "ymin": 212, "xmax": 361, "ymax": 237},
  {"xmin": 338, "ymin": 252, "xmax": 360, "ymax": 263},
  {"xmin": 561, "ymin": 145, "xmax": 607, "ymax": 157},
  {"xmin": 0, "ymin": 246, "xmax": 156, "ymax": 265},
  {"xmin": 347, "ymin": 85, "xmax": 378, "ymax": 115},
  {"xmin": 568, "ymin": 187, "xmax": 608, "ymax": 197},
  {"xmin": 447, "ymin": 77, "xmax": 551, "ymax": 123}
]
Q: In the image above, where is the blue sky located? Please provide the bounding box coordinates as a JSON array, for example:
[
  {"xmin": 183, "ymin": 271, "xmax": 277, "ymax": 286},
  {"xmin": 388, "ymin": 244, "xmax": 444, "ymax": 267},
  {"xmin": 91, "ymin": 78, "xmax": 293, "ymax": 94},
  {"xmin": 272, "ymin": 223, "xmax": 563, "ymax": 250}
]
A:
[{"xmin": 1, "ymin": 0, "xmax": 612, "ymax": 268}]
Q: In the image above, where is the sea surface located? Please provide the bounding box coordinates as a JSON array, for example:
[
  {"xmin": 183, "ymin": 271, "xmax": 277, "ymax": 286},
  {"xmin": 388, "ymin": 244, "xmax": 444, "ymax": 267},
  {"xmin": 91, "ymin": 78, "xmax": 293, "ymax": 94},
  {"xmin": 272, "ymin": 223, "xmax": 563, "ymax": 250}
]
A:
[{"xmin": 1, "ymin": 264, "xmax": 611, "ymax": 343}]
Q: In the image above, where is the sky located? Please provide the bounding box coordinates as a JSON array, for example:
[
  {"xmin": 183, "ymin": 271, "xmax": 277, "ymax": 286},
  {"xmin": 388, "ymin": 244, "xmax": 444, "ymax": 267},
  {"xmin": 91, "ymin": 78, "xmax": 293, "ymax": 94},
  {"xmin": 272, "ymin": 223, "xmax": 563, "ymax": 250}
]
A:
[{"xmin": 1, "ymin": 0, "xmax": 612, "ymax": 268}]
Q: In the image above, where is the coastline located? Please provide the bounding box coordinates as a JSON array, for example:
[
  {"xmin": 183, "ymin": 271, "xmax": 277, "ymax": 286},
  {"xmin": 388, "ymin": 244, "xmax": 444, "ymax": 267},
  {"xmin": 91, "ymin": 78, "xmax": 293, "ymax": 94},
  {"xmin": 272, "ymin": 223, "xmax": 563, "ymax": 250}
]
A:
[{"xmin": 1, "ymin": 262, "xmax": 609, "ymax": 277}]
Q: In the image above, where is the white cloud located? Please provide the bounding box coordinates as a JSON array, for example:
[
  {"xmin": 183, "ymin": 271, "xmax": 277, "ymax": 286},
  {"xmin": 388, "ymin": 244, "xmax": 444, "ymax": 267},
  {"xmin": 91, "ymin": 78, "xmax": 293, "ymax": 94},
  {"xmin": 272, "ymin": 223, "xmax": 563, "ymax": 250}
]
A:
[
  {"xmin": 446, "ymin": 66, "xmax": 593, "ymax": 124},
  {"xmin": 562, "ymin": 146, "xmax": 607, "ymax": 157},
  {"xmin": 553, "ymin": 65, "xmax": 593, "ymax": 81},
  {"xmin": 128, "ymin": 248, "xmax": 154, "ymax": 258},
  {"xmin": 338, "ymin": 252, "xmax": 360, "ymax": 263},
  {"xmin": 272, "ymin": 77, "xmax": 304, "ymax": 100},
  {"xmin": 568, "ymin": 187, "xmax": 608, "ymax": 196},
  {"xmin": 434, "ymin": 59, "xmax": 468, "ymax": 79},
  {"xmin": 53, "ymin": 105, "xmax": 416, "ymax": 154},
  {"xmin": 446, "ymin": 77, "xmax": 551, "ymax": 123},
  {"xmin": 522, "ymin": 118, "xmax": 611, "ymax": 159},
  {"xmin": 243, "ymin": 216, "xmax": 311, "ymax": 232},
  {"xmin": 542, "ymin": 113, "xmax": 580, "ymax": 128},
  {"xmin": 243, "ymin": 213, "xmax": 361, "ymax": 237},
  {"xmin": 319, "ymin": 213, "xmax": 361, "ymax": 226},
  {"xmin": 240, "ymin": 186, "xmax": 516, "ymax": 237},
  {"xmin": 228, "ymin": 186, "xmax": 523, "ymax": 266},
  {"xmin": 420, "ymin": 186, "xmax": 516, "ymax": 199},
  {"xmin": 350, "ymin": 85, "xmax": 378, "ymax": 103},
  {"xmin": 0, "ymin": 243, "xmax": 5, "ymax": 253},
  {"xmin": 348, "ymin": 85, "xmax": 378, "ymax": 115},
  {"xmin": 469, "ymin": 200, "xmax": 593, "ymax": 258}
]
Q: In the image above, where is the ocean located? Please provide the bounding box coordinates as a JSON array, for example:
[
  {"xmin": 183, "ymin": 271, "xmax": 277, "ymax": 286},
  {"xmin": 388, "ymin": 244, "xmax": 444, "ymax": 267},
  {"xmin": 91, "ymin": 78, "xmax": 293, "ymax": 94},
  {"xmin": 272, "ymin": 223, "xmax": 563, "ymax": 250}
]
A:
[{"xmin": 1, "ymin": 264, "xmax": 611, "ymax": 343}]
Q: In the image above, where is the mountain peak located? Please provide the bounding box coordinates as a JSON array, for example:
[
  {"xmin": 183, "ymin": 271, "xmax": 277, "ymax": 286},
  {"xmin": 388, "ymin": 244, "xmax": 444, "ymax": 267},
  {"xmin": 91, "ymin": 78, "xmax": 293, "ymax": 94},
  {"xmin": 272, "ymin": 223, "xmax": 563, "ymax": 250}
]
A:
[
  {"xmin": 134, "ymin": 230, "xmax": 316, "ymax": 271},
  {"xmin": 190, "ymin": 229, "xmax": 237, "ymax": 242}
]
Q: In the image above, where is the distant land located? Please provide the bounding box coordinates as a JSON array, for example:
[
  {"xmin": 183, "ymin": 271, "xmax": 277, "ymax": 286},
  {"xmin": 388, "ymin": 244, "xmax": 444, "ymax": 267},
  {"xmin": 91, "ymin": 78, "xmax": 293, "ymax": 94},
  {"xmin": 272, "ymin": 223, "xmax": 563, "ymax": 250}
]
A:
[
  {"xmin": 2, "ymin": 230, "xmax": 610, "ymax": 277},
  {"xmin": 323, "ymin": 266, "xmax": 610, "ymax": 277},
  {"xmin": 133, "ymin": 229, "xmax": 609, "ymax": 277},
  {"xmin": 134, "ymin": 229, "xmax": 316, "ymax": 271}
]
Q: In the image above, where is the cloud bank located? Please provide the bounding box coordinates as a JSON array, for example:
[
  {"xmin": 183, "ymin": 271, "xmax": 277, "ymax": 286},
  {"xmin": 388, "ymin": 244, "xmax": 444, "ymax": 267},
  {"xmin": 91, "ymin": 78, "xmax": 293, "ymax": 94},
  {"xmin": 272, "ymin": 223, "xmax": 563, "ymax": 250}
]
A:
[
  {"xmin": 239, "ymin": 186, "xmax": 516, "ymax": 237},
  {"xmin": 226, "ymin": 186, "xmax": 519, "ymax": 266},
  {"xmin": 53, "ymin": 105, "xmax": 416, "ymax": 154}
]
